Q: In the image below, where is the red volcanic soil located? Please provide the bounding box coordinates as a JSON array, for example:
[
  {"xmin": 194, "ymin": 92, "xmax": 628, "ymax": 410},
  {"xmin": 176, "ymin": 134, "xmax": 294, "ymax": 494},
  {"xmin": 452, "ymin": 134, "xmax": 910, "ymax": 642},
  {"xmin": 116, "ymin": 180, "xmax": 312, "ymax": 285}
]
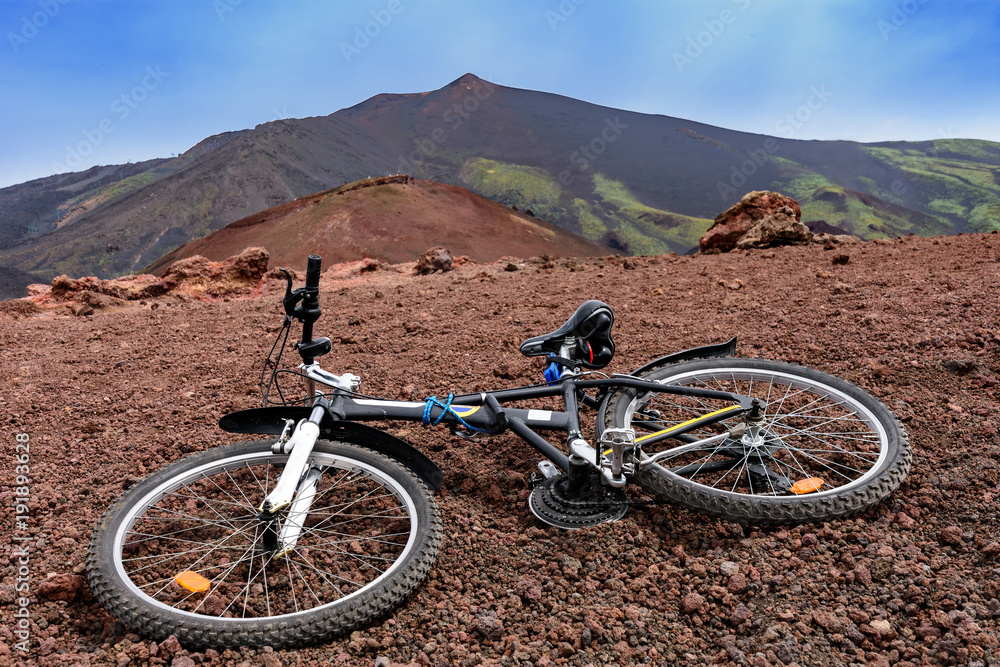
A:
[
  {"xmin": 145, "ymin": 177, "xmax": 609, "ymax": 275},
  {"xmin": 2, "ymin": 233, "xmax": 1000, "ymax": 666}
]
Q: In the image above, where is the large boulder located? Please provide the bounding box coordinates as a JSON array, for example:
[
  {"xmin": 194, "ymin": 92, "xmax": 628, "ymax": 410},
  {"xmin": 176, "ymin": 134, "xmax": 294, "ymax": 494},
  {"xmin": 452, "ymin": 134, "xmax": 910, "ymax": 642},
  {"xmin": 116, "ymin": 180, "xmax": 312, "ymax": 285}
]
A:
[
  {"xmin": 161, "ymin": 247, "xmax": 269, "ymax": 296},
  {"xmin": 700, "ymin": 191, "xmax": 811, "ymax": 253},
  {"xmin": 414, "ymin": 247, "xmax": 453, "ymax": 275}
]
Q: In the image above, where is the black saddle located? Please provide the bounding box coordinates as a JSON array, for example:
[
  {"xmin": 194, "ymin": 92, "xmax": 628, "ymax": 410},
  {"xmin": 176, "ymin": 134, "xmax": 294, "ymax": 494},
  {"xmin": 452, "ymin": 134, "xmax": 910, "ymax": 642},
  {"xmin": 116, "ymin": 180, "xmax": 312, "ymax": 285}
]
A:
[{"xmin": 520, "ymin": 300, "xmax": 615, "ymax": 369}]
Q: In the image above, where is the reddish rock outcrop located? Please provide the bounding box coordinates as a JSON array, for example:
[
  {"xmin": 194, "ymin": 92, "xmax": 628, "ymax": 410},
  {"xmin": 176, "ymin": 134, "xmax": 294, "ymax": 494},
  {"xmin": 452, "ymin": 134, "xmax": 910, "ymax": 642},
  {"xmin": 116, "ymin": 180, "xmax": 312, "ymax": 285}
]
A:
[
  {"xmin": 415, "ymin": 247, "xmax": 454, "ymax": 275},
  {"xmin": 25, "ymin": 247, "xmax": 269, "ymax": 313},
  {"xmin": 161, "ymin": 246, "xmax": 269, "ymax": 296},
  {"xmin": 700, "ymin": 191, "xmax": 811, "ymax": 253}
]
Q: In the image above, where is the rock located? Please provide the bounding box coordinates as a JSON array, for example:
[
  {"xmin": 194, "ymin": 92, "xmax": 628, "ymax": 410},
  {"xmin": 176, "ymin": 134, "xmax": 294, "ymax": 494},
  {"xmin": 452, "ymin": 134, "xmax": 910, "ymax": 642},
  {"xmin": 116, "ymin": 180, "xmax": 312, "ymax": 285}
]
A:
[
  {"xmin": 982, "ymin": 542, "xmax": 1000, "ymax": 558},
  {"xmin": 832, "ymin": 254, "xmax": 850, "ymax": 265},
  {"xmin": 813, "ymin": 610, "xmax": 844, "ymax": 633},
  {"xmin": 414, "ymin": 247, "xmax": 453, "ymax": 275},
  {"xmin": 681, "ymin": 592, "xmax": 705, "ymax": 613},
  {"xmin": 71, "ymin": 302, "xmax": 95, "ymax": 317},
  {"xmin": 475, "ymin": 612, "xmax": 504, "ymax": 641},
  {"xmin": 735, "ymin": 212, "xmax": 813, "ymax": 250},
  {"xmin": 157, "ymin": 635, "xmax": 183, "ymax": 661},
  {"xmin": 700, "ymin": 191, "xmax": 809, "ymax": 253},
  {"xmin": 731, "ymin": 605, "xmax": 753, "ymax": 625},
  {"xmin": 939, "ymin": 525, "xmax": 964, "ymax": 546},
  {"xmin": 728, "ymin": 573, "xmax": 747, "ymax": 594},
  {"xmin": 162, "ymin": 247, "xmax": 269, "ymax": 296},
  {"xmin": 943, "ymin": 359, "xmax": 978, "ymax": 375},
  {"xmin": 38, "ymin": 574, "xmax": 84, "ymax": 601}
]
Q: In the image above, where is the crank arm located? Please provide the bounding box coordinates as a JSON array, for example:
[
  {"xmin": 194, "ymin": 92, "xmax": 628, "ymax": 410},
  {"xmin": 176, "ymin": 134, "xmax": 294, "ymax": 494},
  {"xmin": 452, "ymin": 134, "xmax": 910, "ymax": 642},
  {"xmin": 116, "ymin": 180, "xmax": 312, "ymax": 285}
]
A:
[
  {"xmin": 569, "ymin": 437, "xmax": 626, "ymax": 488},
  {"xmin": 276, "ymin": 465, "xmax": 324, "ymax": 557}
]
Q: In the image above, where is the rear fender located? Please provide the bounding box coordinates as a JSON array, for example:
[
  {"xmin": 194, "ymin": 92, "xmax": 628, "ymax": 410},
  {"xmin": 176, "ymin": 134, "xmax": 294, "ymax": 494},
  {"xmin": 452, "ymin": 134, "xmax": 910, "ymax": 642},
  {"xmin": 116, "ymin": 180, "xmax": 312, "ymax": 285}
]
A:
[
  {"xmin": 629, "ymin": 337, "xmax": 737, "ymax": 376},
  {"xmin": 219, "ymin": 408, "xmax": 443, "ymax": 491}
]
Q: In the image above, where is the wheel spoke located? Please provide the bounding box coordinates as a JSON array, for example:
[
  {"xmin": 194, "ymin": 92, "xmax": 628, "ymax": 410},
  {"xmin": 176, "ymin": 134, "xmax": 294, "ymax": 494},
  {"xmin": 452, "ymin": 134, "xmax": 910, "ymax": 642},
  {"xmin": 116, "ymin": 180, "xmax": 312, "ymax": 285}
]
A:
[
  {"xmin": 104, "ymin": 443, "xmax": 433, "ymax": 633},
  {"xmin": 620, "ymin": 363, "xmax": 896, "ymax": 501}
]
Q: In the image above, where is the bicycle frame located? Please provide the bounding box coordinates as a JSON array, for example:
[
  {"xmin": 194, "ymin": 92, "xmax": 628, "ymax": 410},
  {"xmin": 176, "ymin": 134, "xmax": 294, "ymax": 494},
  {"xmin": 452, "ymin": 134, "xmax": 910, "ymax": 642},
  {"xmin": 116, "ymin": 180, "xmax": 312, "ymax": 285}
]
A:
[{"xmin": 219, "ymin": 256, "xmax": 761, "ymax": 547}]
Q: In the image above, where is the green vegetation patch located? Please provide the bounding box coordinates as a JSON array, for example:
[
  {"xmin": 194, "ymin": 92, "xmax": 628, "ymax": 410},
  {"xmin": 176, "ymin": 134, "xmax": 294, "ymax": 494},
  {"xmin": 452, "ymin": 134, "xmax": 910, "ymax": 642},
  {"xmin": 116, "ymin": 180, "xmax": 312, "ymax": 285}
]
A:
[
  {"xmin": 459, "ymin": 158, "xmax": 561, "ymax": 219},
  {"xmin": 768, "ymin": 157, "xmax": 834, "ymax": 200},
  {"xmin": 572, "ymin": 198, "xmax": 606, "ymax": 239},
  {"xmin": 591, "ymin": 174, "xmax": 712, "ymax": 254}
]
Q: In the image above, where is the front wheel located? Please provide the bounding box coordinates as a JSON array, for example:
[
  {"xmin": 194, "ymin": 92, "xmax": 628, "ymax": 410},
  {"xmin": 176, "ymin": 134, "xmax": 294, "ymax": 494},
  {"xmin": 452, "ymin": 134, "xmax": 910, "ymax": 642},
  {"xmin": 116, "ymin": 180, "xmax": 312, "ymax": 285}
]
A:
[
  {"xmin": 87, "ymin": 439, "xmax": 441, "ymax": 649},
  {"xmin": 599, "ymin": 358, "xmax": 911, "ymax": 525}
]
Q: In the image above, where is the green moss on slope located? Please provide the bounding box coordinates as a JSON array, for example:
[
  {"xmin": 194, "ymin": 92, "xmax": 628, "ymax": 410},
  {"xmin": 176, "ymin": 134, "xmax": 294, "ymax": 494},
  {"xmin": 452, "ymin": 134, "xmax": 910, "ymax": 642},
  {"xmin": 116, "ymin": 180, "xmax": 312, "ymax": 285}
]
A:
[
  {"xmin": 592, "ymin": 174, "xmax": 712, "ymax": 254},
  {"xmin": 459, "ymin": 158, "xmax": 561, "ymax": 219}
]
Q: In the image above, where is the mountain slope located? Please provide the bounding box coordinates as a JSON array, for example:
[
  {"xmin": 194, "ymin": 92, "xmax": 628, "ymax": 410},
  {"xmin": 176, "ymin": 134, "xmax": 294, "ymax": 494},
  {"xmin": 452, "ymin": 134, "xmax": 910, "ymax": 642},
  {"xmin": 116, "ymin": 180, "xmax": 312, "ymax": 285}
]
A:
[
  {"xmin": 2, "ymin": 74, "xmax": 998, "ymax": 279},
  {"xmin": 144, "ymin": 177, "xmax": 610, "ymax": 275}
]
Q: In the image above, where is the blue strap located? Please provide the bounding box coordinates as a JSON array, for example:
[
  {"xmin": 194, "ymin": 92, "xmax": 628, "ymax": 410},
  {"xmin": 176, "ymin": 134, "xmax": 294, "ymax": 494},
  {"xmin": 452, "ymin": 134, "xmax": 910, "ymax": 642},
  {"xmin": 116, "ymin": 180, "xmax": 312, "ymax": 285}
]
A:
[{"xmin": 422, "ymin": 393, "xmax": 488, "ymax": 432}]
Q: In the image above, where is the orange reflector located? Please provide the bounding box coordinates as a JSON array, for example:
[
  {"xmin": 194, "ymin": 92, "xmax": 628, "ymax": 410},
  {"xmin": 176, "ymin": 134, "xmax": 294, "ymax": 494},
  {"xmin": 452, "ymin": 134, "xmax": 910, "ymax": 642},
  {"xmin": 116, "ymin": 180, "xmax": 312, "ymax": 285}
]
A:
[
  {"xmin": 790, "ymin": 478, "xmax": 824, "ymax": 495},
  {"xmin": 174, "ymin": 570, "xmax": 211, "ymax": 593}
]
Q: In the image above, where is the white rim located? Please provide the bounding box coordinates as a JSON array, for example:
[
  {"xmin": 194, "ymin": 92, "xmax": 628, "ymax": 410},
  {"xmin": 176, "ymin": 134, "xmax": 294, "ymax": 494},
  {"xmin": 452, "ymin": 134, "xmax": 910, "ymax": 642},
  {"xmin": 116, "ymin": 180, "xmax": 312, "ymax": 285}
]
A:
[
  {"xmin": 112, "ymin": 447, "xmax": 419, "ymax": 622},
  {"xmin": 625, "ymin": 366, "xmax": 890, "ymax": 499}
]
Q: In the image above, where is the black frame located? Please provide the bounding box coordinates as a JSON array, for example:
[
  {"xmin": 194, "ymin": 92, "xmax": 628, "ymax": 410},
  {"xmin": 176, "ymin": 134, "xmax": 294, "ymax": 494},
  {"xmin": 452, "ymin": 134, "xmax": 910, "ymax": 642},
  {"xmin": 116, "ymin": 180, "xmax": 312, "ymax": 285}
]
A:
[{"xmin": 244, "ymin": 256, "xmax": 757, "ymax": 477}]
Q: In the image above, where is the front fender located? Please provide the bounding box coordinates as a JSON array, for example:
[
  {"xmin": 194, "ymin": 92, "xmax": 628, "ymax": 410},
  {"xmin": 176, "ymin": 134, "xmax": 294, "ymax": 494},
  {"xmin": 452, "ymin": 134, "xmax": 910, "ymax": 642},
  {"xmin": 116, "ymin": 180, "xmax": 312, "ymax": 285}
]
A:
[
  {"xmin": 629, "ymin": 336, "xmax": 737, "ymax": 375},
  {"xmin": 219, "ymin": 408, "xmax": 443, "ymax": 491}
]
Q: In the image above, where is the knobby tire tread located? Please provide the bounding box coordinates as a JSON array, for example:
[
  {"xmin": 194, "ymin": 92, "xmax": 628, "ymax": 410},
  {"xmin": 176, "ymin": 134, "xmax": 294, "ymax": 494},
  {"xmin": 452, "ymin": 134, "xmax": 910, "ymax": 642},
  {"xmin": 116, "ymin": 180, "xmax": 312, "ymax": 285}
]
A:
[
  {"xmin": 86, "ymin": 439, "xmax": 442, "ymax": 650},
  {"xmin": 599, "ymin": 358, "xmax": 911, "ymax": 526}
]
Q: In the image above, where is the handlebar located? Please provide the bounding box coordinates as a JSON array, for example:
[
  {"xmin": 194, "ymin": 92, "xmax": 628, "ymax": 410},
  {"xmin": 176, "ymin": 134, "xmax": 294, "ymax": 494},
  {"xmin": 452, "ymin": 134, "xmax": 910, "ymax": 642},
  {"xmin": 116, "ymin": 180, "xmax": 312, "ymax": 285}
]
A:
[
  {"xmin": 305, "ymin": 254, "xmax": 322, "ymax": 291},
  {"xmin": 278, "ymin": 255, "xmax": 325, "ymax": 361}
]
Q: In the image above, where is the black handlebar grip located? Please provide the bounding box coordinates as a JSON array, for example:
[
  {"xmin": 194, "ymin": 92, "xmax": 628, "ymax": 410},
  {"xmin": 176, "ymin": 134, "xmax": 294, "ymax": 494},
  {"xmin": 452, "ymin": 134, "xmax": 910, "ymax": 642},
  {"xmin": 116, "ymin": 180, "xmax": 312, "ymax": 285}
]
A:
[{"xmin": 305, "ymin": 255, "xmax": 322, "ymax": 290}]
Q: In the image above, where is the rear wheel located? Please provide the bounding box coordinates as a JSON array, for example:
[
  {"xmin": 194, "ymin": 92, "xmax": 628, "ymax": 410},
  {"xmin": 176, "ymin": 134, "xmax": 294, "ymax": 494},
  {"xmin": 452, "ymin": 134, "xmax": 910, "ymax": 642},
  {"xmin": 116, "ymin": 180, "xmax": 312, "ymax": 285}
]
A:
[
  {"xmin": 600, "ymin": 359, "xmax": 910, "ymax": 524},
  {"xmin": 87, "ymin": 439, "xmax": 441, "ymax": 649}
]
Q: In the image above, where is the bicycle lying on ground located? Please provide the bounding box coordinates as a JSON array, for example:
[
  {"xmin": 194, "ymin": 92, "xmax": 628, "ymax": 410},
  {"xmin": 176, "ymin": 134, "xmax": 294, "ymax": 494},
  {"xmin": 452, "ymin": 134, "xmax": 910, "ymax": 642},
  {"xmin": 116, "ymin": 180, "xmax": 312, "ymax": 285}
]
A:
[{"xmin": 87, "ymin": 254, "xmax": 911, "ymax": 649}]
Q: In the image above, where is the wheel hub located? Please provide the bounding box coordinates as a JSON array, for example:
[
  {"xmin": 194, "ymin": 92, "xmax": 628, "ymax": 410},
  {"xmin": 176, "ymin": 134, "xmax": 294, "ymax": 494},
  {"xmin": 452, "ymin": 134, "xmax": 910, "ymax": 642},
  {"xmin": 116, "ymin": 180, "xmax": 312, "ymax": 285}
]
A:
[{"xmin": 528, "ymin": 474, "xmax": 627, "ymax": 529}]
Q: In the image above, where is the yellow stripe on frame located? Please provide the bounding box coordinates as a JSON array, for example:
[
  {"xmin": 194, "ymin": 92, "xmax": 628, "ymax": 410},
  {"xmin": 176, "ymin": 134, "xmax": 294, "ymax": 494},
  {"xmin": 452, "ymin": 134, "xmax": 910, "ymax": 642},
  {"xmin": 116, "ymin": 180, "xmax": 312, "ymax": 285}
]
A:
[{"xmin": 634, "ymin": 404, "xmax": 743, "ymax": 444}]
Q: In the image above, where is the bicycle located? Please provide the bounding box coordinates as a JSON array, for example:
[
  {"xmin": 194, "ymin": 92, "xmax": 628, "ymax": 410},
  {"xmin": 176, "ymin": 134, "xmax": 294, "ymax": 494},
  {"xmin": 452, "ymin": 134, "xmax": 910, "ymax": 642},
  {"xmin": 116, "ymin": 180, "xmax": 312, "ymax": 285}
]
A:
[{"xmin": 87, "ymin": 254, "xmax": 911, "ymax": 649}]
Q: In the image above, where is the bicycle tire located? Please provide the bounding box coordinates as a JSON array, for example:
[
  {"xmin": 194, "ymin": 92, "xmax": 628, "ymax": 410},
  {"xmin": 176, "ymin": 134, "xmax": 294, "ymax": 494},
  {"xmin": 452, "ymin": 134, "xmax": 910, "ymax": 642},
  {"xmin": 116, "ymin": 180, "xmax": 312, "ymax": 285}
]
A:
[
  {"xmin": 87, "ymin": 439, "xmax": 441, "ymax": 649},
  {"xmin": 599, "ymin": 358, "xmax": 910, "ymax": 525}
]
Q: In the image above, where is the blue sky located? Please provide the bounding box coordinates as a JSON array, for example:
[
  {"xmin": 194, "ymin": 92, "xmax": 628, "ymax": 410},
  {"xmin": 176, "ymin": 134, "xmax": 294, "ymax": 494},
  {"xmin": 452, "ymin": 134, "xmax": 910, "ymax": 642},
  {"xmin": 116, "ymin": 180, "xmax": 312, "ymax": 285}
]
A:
[{"xmin": 2, "ymin": 0, "xmax": 999, "ymax": 189}]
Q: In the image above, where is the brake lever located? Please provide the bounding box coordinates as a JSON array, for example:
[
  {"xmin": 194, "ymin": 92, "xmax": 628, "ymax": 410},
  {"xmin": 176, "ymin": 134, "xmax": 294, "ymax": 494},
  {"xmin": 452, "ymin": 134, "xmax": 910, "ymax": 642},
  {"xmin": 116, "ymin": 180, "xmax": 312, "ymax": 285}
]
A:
[{"xmin": 280, "ymin": 268, "xmax": 305, "ymax": 318}]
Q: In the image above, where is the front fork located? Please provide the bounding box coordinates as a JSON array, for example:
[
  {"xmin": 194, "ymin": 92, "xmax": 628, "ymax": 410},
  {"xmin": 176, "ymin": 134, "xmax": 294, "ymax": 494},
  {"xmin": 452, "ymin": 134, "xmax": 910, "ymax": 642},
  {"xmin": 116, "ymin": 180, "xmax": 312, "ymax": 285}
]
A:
[{"xmin": 258, "ymin": 395, "xmax": 329, "ymax": 556}]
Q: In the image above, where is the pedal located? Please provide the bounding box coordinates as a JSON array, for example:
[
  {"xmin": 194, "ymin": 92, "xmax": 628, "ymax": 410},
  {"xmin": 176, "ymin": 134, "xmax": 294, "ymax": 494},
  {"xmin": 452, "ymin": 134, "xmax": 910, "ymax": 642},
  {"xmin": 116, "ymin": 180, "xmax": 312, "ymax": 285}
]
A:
[
  {"xmin": 536, "ymin": 460, "xmax": 559, "ymax": 480},
  {"xmin": 451, "ymin": 427, "xmax": 484, "ymax": 441},
  {"xmin": 599, "ymin": 427, "xmax": 636, "ymax": 478}
]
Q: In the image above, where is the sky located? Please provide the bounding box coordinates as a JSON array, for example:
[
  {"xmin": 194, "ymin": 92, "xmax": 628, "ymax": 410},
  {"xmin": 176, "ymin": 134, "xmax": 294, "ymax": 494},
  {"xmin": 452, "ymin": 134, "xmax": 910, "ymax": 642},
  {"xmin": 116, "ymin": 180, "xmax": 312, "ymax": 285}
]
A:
[{"xmin": 1, "ymin": 0, "xmax": 999, "ymax": 189}]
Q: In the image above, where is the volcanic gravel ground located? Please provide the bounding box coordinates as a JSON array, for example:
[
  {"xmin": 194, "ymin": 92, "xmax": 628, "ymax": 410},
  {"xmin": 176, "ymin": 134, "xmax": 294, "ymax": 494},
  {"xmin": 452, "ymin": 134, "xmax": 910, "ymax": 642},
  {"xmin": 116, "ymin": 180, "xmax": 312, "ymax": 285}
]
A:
[{"xmin": 2, "ymin": 234, "xmax": 1000, "ymax": 667}]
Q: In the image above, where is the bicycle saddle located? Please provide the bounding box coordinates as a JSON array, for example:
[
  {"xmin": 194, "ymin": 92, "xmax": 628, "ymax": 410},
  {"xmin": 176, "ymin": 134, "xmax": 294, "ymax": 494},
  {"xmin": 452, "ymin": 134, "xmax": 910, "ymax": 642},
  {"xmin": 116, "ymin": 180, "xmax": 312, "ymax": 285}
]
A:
[{"xmin": 520, "ymin": 300, "xmax": 615, "ymax": 369}]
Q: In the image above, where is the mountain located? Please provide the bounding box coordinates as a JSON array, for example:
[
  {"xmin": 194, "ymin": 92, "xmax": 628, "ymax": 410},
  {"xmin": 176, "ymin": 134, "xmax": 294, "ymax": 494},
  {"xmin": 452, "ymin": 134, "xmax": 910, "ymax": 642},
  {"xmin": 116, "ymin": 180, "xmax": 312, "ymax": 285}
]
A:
[
  {"xmin": 2, "ymin": 73, "xmax": 998, "ymax": 281},
  {"xmin": 143, "ymin": 176, "xmax": 609, "ymax": 275}
]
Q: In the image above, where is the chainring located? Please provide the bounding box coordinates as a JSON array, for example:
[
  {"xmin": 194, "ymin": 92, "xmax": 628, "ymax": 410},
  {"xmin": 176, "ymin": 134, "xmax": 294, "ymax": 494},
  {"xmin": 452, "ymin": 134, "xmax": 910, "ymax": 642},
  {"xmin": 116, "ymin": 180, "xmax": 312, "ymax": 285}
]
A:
[{"xmin": 528, "ymin": 474, "xmax": 628, "ymax": 529}]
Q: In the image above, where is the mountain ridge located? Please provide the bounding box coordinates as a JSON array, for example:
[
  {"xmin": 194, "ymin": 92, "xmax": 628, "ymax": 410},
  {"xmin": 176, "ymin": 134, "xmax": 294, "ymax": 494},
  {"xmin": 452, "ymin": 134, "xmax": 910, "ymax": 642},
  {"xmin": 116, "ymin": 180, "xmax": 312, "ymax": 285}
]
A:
[{"xmin": 1, "ymin": 73, "xmax": 998, "ymax": 284}]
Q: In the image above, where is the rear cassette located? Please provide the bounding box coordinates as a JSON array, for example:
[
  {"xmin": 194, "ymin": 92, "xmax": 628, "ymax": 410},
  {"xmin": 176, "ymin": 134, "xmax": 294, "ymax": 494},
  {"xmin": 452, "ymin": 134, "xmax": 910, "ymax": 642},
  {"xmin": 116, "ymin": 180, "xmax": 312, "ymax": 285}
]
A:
[{"xmin": 528, "ymin": 474, "xmax": 628, "ymax": 529}]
